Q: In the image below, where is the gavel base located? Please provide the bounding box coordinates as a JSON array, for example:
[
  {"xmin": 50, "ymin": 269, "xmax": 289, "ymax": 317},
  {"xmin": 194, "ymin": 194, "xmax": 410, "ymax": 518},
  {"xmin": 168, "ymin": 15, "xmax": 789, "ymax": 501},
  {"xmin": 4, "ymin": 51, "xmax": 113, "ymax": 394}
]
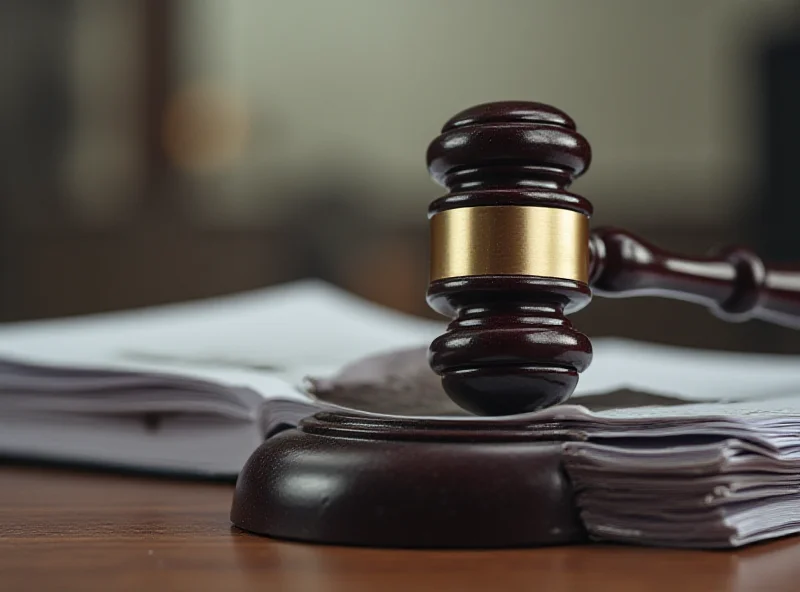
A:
[{"xmin": 230, "ymin": 411, "xmax": 587, "ymax": 547}]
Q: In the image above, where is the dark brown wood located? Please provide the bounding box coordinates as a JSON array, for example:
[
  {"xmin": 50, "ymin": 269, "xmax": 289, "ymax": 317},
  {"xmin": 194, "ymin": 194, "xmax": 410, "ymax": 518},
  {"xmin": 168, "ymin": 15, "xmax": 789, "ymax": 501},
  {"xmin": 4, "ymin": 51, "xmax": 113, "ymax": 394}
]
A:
[
  {"xmin": 427, "ymin": 276, "xmax": 592, "ymax": 415},
  {"xmin": 590, "ymin": 226, "xmax": 800, "ymax": 329},
  {"xmin": 4, "ymin": 466, "xmax": 800, "ymax": 592},
  {"xmin": 230, "ymin": 411, "xmax": 586, "ymax": 547},
  {"xmin": 426, "ymin": 102, "xmax": 595, "ymax": 416},
  {"xmin": 234, "ymin": 100, "xmax": 800, "ymax": 552},
  {"xmin": 425, "ymin": 101, "xmax": 800, "ymax": 416}
]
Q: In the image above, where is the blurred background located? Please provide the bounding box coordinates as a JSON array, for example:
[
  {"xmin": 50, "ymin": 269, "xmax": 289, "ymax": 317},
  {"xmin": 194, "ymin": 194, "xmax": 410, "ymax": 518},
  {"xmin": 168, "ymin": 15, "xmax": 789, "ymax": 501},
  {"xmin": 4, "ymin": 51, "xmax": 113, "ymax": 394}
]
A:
[{"xmin": 2, "ymin": 0, "xmax": 800, "ymax": 352}]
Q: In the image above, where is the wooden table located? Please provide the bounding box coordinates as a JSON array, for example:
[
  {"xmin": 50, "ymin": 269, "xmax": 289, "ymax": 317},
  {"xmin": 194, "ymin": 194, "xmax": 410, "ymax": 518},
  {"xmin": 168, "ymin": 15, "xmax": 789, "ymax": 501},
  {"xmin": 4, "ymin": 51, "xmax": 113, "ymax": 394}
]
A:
[{"xmin": 2, "ymin": 466, "xmax": 800, "ymax": 591}]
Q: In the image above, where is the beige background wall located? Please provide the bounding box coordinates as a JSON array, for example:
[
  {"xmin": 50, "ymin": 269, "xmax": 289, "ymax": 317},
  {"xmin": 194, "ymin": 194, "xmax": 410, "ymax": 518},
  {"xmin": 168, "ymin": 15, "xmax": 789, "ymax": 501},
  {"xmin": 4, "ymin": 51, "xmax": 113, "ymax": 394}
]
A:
[
  {"xmin": 179, "ymin": 0, "xmax": 800, "ymax": 226},
  {"xmin": 60, "ymin": 0, "xmax": 800, "ymax": 228}
]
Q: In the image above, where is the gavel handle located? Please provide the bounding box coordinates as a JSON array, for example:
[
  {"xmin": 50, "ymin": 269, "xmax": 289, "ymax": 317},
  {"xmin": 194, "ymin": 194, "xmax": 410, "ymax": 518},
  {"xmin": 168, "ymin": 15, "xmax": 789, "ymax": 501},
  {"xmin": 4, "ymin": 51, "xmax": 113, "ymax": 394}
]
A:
[{"xmin": 588, "ymin": 227, "xmax": 800, "ymax": 330}]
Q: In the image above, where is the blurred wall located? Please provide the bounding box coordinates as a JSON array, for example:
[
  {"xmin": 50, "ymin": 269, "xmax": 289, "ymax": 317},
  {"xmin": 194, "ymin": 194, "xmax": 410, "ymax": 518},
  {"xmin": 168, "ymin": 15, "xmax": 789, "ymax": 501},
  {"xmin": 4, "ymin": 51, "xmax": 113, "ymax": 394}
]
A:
[
  {"xmin": 65, "ymin": 1, "xmax": 143, "ymax": 226},
  {"xmin": 3, "ymin": 0, "xmax": 800, "ymax": 354},
  {"xmin": 166, "ymin": 0, "xmax": 800, "ymax": 228}
]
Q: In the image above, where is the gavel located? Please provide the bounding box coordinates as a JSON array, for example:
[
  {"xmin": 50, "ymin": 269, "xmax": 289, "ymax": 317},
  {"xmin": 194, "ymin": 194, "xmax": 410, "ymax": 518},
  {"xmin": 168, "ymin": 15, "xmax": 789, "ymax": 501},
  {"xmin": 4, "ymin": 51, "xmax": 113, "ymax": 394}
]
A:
[
  {"xmin": 425, "ymin": 101, "xmax": 800, "ymax": 416},
  {"xmin": 232, "ymin": 100, "xmax": 800, "ymax": 548}
]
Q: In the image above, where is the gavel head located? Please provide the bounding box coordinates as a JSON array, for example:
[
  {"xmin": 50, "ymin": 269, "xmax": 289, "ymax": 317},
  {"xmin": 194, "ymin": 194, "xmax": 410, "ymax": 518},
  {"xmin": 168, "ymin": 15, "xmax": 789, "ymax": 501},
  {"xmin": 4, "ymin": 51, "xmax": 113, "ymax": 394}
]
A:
[{"xmin": 425, "ymin": 101, "xmax": 594, "ymax": 416}]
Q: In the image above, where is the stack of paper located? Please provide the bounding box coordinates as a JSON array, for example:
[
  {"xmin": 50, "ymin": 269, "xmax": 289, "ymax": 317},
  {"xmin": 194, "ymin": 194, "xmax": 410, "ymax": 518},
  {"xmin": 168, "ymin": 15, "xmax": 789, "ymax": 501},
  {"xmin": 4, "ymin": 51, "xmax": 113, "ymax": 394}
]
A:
[
  {"xmin": 312, "ymin": 339, "xmax": 800, "ymax": 548},
  {"xmin": 0, "ymin": 280, "xmax": 442, "ymax": 475},
  {"xmin": 531, "ymin": 403, "xmax": 800, "ymax": 548},
  {"xmin": 3, "ymin": 279, "xmax": 800, "ymax": 548}
]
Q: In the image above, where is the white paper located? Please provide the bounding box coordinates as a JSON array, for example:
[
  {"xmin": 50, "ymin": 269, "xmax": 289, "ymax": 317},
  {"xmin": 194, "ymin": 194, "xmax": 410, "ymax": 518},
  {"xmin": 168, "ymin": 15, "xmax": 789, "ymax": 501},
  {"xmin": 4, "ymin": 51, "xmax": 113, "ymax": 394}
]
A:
[
  {"xmin": 577, "ymin": 338, "xmax": 800, "ymax": 402},
  {"xmin": 3, "ymin": 279, "xmax": 800, "ymax": 409},
  {"xmin": 1, "ymin": 279, "xmax": 800, "ymax": 547},
  {"xmin": 0, "ymin": 279, "xmax": 444, "ymax": 400}
]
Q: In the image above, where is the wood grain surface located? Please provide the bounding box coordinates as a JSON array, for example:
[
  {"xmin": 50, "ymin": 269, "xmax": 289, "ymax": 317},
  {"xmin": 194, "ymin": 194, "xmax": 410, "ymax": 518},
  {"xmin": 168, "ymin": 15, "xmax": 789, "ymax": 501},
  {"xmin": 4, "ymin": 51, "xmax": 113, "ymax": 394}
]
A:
[{"xmin": 2, "ymin": 465, "xmax": 800, "ymax": 592}]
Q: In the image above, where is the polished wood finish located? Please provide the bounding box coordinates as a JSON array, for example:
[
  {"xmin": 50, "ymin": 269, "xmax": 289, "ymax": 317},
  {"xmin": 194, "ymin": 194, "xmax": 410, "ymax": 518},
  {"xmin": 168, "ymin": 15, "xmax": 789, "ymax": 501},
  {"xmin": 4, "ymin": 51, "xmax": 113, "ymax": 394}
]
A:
[
  {"xmin": 590, "ymin": 226, "xmax": 800, "ymax": 329},
  {"xmin": 3, "ymin": 466, "xmax": 800, "ymax": 592},
  {"xmin": 425, "ymin": 101, "xmax": 800, "ymax": 416},
  {"xmin": 426, "ymin": 102, "xmax": 595, "ymax": 416},
  {"xmin": 232, "ymin": 100, "xmax": 800, "ymax": 550},
  {"xmin": 231, "ymin": 412, "xmax": 585, "ymax": 546},
  {"xmin": 427, "ymin": 276, "xmax": 592, "ymax": 415}
]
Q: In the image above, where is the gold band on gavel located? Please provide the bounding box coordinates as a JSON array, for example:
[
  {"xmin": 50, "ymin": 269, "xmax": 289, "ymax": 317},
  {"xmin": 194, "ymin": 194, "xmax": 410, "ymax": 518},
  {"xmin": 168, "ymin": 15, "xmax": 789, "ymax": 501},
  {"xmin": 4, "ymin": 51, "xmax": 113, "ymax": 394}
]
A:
[{"xmin": 429, "ymin": 205, "xmax": 590, "ymax": 283}]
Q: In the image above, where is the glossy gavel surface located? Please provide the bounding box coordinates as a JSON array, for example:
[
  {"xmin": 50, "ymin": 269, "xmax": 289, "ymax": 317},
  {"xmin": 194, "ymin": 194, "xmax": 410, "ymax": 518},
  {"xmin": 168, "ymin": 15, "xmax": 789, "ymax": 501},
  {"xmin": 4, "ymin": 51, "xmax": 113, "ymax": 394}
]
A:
[
  {"xmin": 425, "ymin": 101, "xmax": 800, "ymax": 416},
  {"xmin": 590, "ymin": 227, "xmax": 800, "ymax": 330}
]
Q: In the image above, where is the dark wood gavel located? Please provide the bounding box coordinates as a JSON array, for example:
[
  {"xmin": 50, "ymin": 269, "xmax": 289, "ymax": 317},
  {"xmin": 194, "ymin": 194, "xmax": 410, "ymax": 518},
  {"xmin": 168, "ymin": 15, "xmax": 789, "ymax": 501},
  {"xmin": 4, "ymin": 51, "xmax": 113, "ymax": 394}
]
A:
[
  {"xmin": 231, "ymin": 100, "xmax": 800, "ymax": 548},
  {"xmin": 425, "ymin": 101, "xmax": 800, "ymax": 416}
]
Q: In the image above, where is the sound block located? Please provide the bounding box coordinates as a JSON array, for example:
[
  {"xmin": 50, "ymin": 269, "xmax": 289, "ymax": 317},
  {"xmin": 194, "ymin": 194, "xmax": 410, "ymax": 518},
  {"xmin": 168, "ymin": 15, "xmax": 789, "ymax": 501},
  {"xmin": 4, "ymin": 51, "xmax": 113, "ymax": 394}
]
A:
[{"xmin": 230, "ymin": 411, "xmax": 587, "ymax": 547}]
